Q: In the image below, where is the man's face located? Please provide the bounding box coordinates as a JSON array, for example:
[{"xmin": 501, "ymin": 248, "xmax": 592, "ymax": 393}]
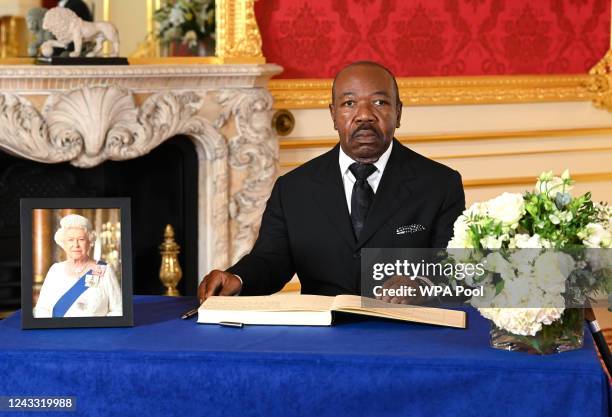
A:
[{"xmin": 330, "ymin": 65, "xmax": 402, "ymax": 163}]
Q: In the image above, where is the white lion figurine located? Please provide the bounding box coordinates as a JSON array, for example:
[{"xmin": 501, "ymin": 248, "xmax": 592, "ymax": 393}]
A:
[{"xmin": 40, "ymin": 7, "xmax": 119, "ymax": 58}]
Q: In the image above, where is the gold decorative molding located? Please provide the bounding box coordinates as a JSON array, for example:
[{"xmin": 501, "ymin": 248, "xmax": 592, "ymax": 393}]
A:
[
  {"xmin": 463, "ymin": 172, "xmax": 612, "ymax": 188},
  {"xmin": 594, "ymin": 1, "xmax": 612, "ymax": 112},
  {"xmin": 130, "ymin": 36, "xmax": 159, "ymax": 59},
  {"xmin": 280, "ymin": 146, "xmax": 612, "ymax": 169},
  {"xmin": 0, "ymin": 16, "xmax": 26, "ymax": 58},
  {"xmin": 130, "ymin": 0, "xmax": 160, "ymax": 59},
  {"xmin": 279, "ymin": 126, "xmax": 612, "ymax": 150},
  {"xmin": 216, "ymin": 0, "xmax": 265, "ymax": 63},
  {"xmin": 270, "ymin": 75, "xmax": 596, "ymax": 109},
  {"xmin": 587, "ymin": 49, "xmax": 612, "ymax": 112},
  {"xmin": 128, "ymin": 57, "xmax": 220, "ymax": 65},
  {"xmin": 270, "ymin": 79, "xmax": 332, "ymax": 109},
  {"xmin": 0, "ymin": 57, "xmax": 35, "ymax": 65},
  {"xmin": 430, "ymin": 146, "xmax": 612, "ymax": 161}
]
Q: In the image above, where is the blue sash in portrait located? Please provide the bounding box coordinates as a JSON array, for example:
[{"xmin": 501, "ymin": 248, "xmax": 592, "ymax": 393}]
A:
[{"xmin": 52, "ymin": 261, "xmax": 106, "ymax": 318}]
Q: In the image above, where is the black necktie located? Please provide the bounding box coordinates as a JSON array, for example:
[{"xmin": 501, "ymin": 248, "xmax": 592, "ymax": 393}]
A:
[{"xmin": 349, "ymin": 162, "xmax": 376, "ymax": 239}]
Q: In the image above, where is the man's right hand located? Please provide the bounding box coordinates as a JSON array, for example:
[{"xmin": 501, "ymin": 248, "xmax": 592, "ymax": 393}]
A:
[{"xmin": 197, "ymin": 270, "xmax": 243, "ymax": 303}]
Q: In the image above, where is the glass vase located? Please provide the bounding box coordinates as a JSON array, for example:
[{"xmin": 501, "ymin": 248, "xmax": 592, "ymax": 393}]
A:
[{"xmin": 490, "ymin": 308, "xmax": 584, "ymax": 354}]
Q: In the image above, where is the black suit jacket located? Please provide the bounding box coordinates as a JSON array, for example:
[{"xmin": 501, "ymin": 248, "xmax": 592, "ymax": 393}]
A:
[{"xmin": 228, "ymin": 139, "xmax": 465, "ymax": 296}]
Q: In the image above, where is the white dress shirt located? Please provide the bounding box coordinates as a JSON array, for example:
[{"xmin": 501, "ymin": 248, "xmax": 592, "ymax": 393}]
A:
[
  {"xmin": 339, "ymin": 140, "xmax": 393, "ymax": 214},
  {"xmin": 34, "ymin": 262, "xmax": 123, "ymax": 318}
]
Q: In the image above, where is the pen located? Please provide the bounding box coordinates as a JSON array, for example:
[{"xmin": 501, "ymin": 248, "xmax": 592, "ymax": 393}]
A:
[
  {"xmin": 219, "ymin": 321, "xmax": 243, "ymax": 328},
  {"xmin": 181, "ymin": 307, "xmax": 199, "ymax": 320}
]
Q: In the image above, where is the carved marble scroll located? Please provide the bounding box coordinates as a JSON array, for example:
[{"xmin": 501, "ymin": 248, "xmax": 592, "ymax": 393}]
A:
[{"xmin": 215, "ymin": 88, "xmax": 278, "ymax": 263}]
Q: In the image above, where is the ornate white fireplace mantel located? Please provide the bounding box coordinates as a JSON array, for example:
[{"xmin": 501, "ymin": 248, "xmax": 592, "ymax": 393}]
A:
[{"xmin": 0, "ymin": 63, "xmax": 283, "ymax": 281}]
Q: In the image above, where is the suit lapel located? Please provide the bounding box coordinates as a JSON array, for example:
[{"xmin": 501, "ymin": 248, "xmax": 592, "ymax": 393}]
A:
[
  {"xmin": 312, "ymin": 145, "xmax": 357, "ymax": 249},
  {"xmin": 356, "ymin": 140, "xmax": 416, "ymax": 248}
]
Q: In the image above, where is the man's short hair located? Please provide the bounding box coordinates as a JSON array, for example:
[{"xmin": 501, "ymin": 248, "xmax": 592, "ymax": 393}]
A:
[{"xmin": 331, "ymin": 61, "xmax": 401, "ymax": 106}]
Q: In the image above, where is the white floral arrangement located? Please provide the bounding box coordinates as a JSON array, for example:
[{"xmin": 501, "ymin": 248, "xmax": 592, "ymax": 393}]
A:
[
  {"xmin": 154, "ymin": 0, "xmax": 215, "ymax": 49},
  {"xmin": 447, "ymin": 170, "xmax": 611, "ymax": 336}
]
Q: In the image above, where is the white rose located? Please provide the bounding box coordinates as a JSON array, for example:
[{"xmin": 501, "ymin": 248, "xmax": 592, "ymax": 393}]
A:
[
  {"xmin": 469, "ymin": 282, "xmax": 497, "ymax": 308},
  {"xmin": 464, "ymin": 269, "xmax": 492, "ymax": 287},
  {"xmin": 510, "ymin": 233, "xmax": 551, "ymax": 249},
  {"xmin": 535, "ymin": 307, "xmax": 564, "ymax": 326},
  {"xmin": 447, "ymin": 236, "xmax": 474, "ymax": 249},
  {"xmin": 509, "ymin": 249, "xmax": 540, "ymax": 276},
  {"xmin": 447, "ymin": 215, "xmax": 471, "ymax": 248},
  {"xmin": 465, "ymin": 201, "xmax": 488, "ymax": 217},
  {"xmin": 486, "ymin": 193, "xmax": 525, "ymax": 226},
  {"xmin": 493, "ymin": 277, "xmax": 532, "ymax": 307},
  {"xmin": 480, "ymin": 235, "xmax": 504, "ymax": 249},
  {"xmin": 484, "ymin": 308, "xmax": 542, "ymax": 336},
  {"xmin": 579, "ymin": 223, "xmax": 612, "ymax": 248},
  {"xmin": 538, "ymin": 292, "xmax": 566, "ymax": 310},
  {"xmin": 533, "ymin": 252, "xmax": 575, "ymax": 295},
  {"xmin": 479, "ymin": 307, "xmax": 563, "ymax": 336},
  {"xmin": 483, "ymin": 252, "xmax": 514, "ymax": 280},
  {"xmin": 510, "ymin": 233, "xmax": 529, "ymax": 249}
]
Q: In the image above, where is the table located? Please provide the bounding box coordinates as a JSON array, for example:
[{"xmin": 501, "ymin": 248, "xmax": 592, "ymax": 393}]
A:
[{"xmin": 0, "ymin": 296, "xmax": 608, "ymax": 417}]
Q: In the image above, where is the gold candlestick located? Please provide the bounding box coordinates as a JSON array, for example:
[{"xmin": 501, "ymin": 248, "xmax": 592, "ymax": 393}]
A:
[{"xmin": 159, "ymin": 224, "xmax": 182, "ymax": 296}]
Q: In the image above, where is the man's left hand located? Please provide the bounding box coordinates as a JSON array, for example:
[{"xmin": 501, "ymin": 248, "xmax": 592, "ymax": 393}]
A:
[{"xmin": 376, "ymin": 275, "xmax": 429, "ymax": 305}]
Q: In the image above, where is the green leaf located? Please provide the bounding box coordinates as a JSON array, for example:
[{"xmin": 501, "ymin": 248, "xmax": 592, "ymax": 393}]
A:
[{"xmin": 495, "ymin": 279, "xmax": 505, "ymax": 296}]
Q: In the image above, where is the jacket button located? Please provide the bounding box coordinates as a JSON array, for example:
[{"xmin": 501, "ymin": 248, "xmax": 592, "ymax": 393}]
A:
[{"xmin": 353, "ymin": 252, "xmax": 361, "ymax": 259}]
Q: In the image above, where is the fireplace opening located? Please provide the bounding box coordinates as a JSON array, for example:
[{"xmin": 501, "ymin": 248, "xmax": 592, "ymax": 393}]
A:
[{"xmin": 0, "ymin": 136, "xmax": 198, "ymax": 313}]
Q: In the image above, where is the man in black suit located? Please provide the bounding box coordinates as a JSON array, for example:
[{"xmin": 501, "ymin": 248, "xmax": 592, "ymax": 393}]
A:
[{"xmin": 198, "ymin": 61, "xmax": 465, "ymax": 301}]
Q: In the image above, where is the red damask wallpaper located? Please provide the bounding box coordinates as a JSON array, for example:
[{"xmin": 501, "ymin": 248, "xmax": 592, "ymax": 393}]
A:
[{"xmin": 255, "ymin": 0, "xmax": 611, "ymax": 78}]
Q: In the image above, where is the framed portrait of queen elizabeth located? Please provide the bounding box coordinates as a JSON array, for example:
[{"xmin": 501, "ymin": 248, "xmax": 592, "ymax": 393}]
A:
[{"xmin": 20, "ymin": 198, "xmax": 133, "ymax": 329}]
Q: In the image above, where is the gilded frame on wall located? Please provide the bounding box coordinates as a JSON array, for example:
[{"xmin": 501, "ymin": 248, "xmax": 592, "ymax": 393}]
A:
[{"xmin": 130, "ymin": 0, "xmax": 264, "ymax": 64}]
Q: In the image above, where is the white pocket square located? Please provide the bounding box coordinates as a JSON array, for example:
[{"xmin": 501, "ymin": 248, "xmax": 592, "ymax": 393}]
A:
[{"xmin": 396, "ymin": 224, "xmax": 426, "ymax": 235}]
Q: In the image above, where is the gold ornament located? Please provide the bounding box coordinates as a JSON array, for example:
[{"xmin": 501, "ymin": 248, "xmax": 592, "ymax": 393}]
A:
[{"xmin": 159, "ymin": 224, "xmax": 183, "ymax": 296}]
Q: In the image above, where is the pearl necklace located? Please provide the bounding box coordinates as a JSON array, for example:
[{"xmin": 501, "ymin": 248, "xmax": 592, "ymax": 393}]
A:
[{"xmin": 69, "ymin": 259, "xmax": 90, "ymax": 276}]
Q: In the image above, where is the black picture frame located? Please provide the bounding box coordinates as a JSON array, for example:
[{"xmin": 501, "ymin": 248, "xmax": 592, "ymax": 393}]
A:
[{"xmin": 20, "ymin": 198, "xmax": 133, "ymax": 329}]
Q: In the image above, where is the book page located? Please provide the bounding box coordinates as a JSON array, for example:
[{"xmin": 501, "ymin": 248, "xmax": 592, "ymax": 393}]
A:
[
  {"xmin": 332, "ymin": 295, "xmax": 466, "ymax": 328},
  {"xmin": 332, "ymin": 294, "xmax": 417, "ymax": 312},
  {"xmin": 331, "ymin": 294, "xmax": 372, "ymax": 310},
  {"xmin": 201, "ymin": 294, "xmax": 335, "ymax": 312},
  {"xmin": 198, "ymin": 310, "xmax": 333, "ymax": 326}
]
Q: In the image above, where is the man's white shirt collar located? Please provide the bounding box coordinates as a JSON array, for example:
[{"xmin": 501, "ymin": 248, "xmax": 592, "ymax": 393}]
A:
[
  {"xmin": 339, "ymin": 140, "xmax": 393, "ymax": 186},
  {"xmin": 339, "ymin": 140, "xmax": 393, "ymax": 214}
]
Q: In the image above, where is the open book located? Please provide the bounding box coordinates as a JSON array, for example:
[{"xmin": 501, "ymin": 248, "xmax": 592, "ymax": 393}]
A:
[{"xmin": 198, "ymin": 294, "xmax": 466, "ymax": 328}]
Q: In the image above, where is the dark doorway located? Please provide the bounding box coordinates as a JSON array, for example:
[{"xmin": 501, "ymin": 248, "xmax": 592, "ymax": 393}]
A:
[{"xmin": 0, "ymin": 136, "xmax": 198, "ymax": 313}]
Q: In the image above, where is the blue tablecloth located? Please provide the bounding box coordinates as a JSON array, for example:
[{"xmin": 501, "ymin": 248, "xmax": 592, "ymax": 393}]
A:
[{"xmin": 0, "ymin": 295, "xmax": 608, "ymax": 417}]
